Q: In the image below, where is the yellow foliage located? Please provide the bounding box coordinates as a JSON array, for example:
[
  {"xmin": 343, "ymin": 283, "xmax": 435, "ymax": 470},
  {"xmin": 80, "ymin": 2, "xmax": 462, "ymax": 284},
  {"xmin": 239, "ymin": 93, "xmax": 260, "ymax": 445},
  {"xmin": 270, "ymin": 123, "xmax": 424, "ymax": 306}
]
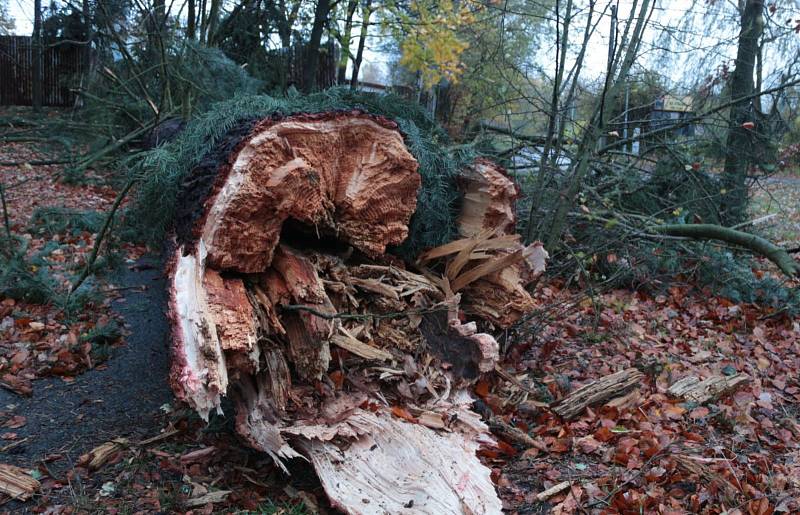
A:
[{"xmin": 397, "ymin": 0, "xmax": 478, "ymax": 88}]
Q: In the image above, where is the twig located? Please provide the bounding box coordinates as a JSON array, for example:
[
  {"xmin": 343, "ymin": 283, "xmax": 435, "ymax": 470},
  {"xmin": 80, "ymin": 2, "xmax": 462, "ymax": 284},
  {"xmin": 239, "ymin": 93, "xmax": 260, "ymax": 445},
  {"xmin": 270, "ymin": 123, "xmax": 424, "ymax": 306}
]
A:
[
  {"xmin": 0, "ymin": 159, "xmax": 71, "ymax": 167},
  {"xmin": 69, "ymin": 179, "xmax": 136, "ymax": 296},
  {"xmin": 0, "ymin": 182, "xmax": 10, "ymax": 239},
  {"xmin": 0, "ymin": 436, "xmax": 31, "ymax": 453},
  {"xmin": 281, "ymin": 304, "xmax": 448, "ymax": 321},
  {"xmin": 584, "ymin": 448, "xmax": 669, "ymax": 508}
]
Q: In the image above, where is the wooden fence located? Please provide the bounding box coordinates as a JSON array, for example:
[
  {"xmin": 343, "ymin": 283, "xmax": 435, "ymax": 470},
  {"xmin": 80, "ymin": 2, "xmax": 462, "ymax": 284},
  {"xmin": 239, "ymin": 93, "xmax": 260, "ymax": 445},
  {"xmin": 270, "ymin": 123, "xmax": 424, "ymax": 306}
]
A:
[{"xmin": 0, "ymin": 36, "xmax": 85, "ymax": 107}]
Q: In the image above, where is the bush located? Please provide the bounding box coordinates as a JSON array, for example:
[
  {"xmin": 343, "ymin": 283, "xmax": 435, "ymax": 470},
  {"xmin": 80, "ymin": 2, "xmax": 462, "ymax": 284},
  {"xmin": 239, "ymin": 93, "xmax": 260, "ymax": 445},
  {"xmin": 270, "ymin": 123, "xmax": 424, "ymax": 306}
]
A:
[
  {"xmin": 28, "ymin": 207, "xmax": 104, "ymax": 237},
  {"xmin": 0, "ymin": 252, "xmax": 58, "ymax": 304}
]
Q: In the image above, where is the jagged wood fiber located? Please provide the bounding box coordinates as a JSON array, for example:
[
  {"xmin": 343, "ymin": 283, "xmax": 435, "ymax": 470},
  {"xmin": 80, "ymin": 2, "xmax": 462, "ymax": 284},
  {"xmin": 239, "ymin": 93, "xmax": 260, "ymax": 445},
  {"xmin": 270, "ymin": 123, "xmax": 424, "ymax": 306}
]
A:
[{"xmin": 129, "ymin": 89, "xmax": 479, "ymax": 258}]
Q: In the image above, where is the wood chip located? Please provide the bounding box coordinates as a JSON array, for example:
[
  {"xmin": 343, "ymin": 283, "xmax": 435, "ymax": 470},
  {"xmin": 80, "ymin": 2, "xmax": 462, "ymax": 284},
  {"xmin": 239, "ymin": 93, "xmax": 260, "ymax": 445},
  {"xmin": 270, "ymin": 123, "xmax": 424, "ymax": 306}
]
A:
[
  {"xmin": 79, "ymin": 438, "xmax": 129, "ymax": 471},
  {"xmin": 536, "ymin": 480, "xmax": 572, "ymax": 501},
  {"xmin": 0, "ymin": 463, "xmax": 40, "ymax": 500},
  {"xmin": 184, "ymin": 489, "xmax": 231, "ymax": 508},
  {"xmin": 330, "ymin": 333, "xmax": 393, "ymax": 361},
  {"xmin": 136, "ymin": 428, "xmax": 181, "ymax": 446},
  {"xmin": 667, "ymin": 374, "xmax": 750, "ymax": 404},
  {"xmin": 551, "ymin": 368, "xmax": 644, "ymax": 420},
  {"xmin": 450, "ymin": 249, "xmax": 523, "ymax": 292}
]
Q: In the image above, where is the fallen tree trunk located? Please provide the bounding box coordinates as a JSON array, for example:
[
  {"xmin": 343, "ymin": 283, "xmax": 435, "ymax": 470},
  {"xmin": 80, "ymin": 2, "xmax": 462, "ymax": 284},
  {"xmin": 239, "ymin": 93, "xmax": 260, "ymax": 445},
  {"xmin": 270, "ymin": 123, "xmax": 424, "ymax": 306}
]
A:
[
  {"xmin": 165, "ymin": 111, "xmax": 545, "ymax": 513},
  {"xmin": 652, "ymin": 223, "xmax": 800, "ymax": 278}
]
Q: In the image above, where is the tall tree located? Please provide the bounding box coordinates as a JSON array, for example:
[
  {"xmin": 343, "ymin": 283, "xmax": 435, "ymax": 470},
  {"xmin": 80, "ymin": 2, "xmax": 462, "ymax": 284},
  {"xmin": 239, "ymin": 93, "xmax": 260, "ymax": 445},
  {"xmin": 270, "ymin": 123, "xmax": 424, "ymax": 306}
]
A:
[
  {"xmin": 82, "ymin": 0, "xmax": 92, "ymax": 69},
  {"xmin": 336, "ymin": 0, "xmax": 359, "ymax": 84},
  {"xmin": 32, "ymin": 0, "xmax": 43, "ymax": 113},
  {"xmin": 349, "ymin": 0, "xmax": 371, "ymax": 89},
  {"xmin": 205, "ymin": 0, "xmax": 221, "ymax": 43},
  {"xmin": 720, "ymin": 0, "xmax": 765, "ymax": 224},
  {"xmin": 302, "ymin": 0, "xmax": 332, "ymax": 92},
  {"xmin": 187, "ymin": 0, "xmax": 196, "ymax": 39},
  {"xmin": 267, "ymin": 0, "xmax": 302, "ymax": 48}
]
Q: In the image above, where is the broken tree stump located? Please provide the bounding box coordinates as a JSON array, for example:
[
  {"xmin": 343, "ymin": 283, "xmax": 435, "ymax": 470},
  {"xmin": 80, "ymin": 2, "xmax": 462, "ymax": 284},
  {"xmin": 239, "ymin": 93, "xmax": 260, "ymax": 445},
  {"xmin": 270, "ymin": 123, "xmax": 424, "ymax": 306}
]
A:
[
  {"xmin": 164, "ymin": 111, "xmax": 545, "ymax": 514},
  {"xmin": 551, "ymin": 368, "xmax": 644, "ymax": 420},
  {"xmin": 667, "ymin": 374, "xmax": 750, "ymax": 404},
  {"xmin": 419, "ymin": 160, "xmax": 548, "ymax": 328}
]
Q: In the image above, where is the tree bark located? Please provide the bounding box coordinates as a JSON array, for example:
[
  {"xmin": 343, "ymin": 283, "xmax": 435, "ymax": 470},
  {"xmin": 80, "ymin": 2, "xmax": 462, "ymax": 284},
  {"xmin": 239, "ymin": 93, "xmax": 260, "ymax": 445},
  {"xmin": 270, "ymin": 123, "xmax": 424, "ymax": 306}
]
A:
[
  {"xmin": 720, "ymin": 0, "xmax": 764, "ymax": 224},
  {"xmin": 336, "ymin": 0, "xmax": 358, "ymax": 84},
  {"xmin": 551, "ymin": 368, "xmax": 644, "ymax": 420},
  {"xmin": 302, "ymin": 0, "xmax": 331, "ymax": 92},
  {"xmin": 349, "ymin": 0, "xmax": 371, "ymax": 90},
  {"xmin": 653, "ymin": 223, "xmax": 799, "ymax": 277},
  {"xmin": 32, "ymin": 0, "xmax": 42, "ymax": 113},
  {"xmin": 165, "ymin": 113, "xmax": 543, "ymax": 513},
  {"xmin": 205, "ymin": 0, "xmax": 221, "ymax": 44},
  {"xmin": 187, "ymin": 0, "xmax": 196, "ymax": 39},
  {"xmin": 667, "ymin": 373, "xmax": 749, "ymax": 405}
]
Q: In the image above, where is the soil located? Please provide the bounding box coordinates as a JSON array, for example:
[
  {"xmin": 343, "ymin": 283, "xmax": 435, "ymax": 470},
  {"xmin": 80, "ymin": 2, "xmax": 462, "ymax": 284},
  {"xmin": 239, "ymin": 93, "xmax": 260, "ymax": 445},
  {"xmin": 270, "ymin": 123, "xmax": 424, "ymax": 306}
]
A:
[{"xmin": 1, "ymin": 255, "xmax": 173, "ymax": 472}]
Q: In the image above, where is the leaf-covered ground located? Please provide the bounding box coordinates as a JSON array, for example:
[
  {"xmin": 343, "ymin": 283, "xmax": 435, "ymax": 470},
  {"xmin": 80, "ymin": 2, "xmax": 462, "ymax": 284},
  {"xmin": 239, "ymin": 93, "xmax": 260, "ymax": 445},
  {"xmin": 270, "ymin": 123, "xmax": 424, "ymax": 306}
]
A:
[
  {"xmin": 750, "ymin": 176, "xmax": 800, "ymax": 248},
  {"xmin": 0, "ymin": 135, "xmax": 147, "ymax": 398},
  {"xmin": 1, "ymin": 122, "xmax": 799, "ymax": 513},
  {"xmin": 492, "ymin": 282, "xmax": 800, "ymax": 513}
]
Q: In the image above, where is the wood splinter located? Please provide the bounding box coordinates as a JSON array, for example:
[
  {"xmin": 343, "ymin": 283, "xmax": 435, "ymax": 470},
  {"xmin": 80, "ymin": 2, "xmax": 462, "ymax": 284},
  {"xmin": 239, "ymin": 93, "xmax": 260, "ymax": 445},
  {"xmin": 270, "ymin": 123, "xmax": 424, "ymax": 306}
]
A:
[{"xmin": 551, "ymin": 368, "xmax": 644, "ymax": 420}]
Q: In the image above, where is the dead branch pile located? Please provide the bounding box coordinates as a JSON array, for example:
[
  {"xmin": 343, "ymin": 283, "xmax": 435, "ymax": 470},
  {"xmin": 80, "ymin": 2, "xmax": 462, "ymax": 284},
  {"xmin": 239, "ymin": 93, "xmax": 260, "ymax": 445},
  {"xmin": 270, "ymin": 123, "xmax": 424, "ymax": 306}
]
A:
[{"xmin": 166, "ymin": 112, "xmax": 546, "ymax": 513}]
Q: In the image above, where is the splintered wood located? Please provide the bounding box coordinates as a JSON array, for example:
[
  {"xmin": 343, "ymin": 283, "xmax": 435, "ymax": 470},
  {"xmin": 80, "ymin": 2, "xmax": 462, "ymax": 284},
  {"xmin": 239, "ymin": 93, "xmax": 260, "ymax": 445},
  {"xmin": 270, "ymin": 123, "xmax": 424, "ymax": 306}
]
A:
[
  {"xmin": 0, "ymin": 464, "xmax": 40, "ymax": 501},
  {"xmin": 667, "ymin": 374, "xmax": 750, "ymax": 404},
  {"xmin": 166, "ymin": 113, "xmax": 545, "ymax": 514},
  {"xmin": 551, "ymin": 368, "xmax": 644, "ymax": 420}
]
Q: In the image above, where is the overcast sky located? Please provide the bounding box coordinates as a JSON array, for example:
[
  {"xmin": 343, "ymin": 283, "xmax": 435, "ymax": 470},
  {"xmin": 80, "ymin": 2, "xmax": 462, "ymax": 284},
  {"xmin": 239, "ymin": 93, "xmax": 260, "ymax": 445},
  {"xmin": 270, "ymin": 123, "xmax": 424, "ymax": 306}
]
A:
[
  {"xmin": 7, "ymin": 0, "xmax": 32, "ymax": 33},
  {"xmin": 4, "ymin": 0, "xmax": 763, "ymax": 88}
]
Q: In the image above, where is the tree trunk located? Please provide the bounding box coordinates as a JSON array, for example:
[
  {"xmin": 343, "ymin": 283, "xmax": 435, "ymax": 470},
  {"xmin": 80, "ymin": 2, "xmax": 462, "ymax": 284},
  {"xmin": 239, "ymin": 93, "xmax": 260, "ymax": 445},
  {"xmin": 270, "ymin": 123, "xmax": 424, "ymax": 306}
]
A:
[
  {"xmin": 198, "ymin": 0, "xmax": 208, "ymax": 42},
  {"xmin": 653, "ymin": 223, "xmax": 799, "ymax": 277},
  {"xmin": 336, "ymin": 0, "xmax": 358, "ymax": 84},
  {"xmin": 32, "ymin": 0, "xmax": 42, "ymax": 113},
  {"xmin": 81, "ymin": 0, "xmax": 92, "ymax": 69},
  {"xmin": 349, "ymin": 0, "xmax": 372, "ymax": 90},
  {"xmin": 147, "ymin": 0, "xmax": 166, "ymax": 62},
  {"xmin": 187, "ymin": 0, "xmax": 196, "ymax": 39},
  {"xmin": 720, "ymin": 0, "xmax": 764, "ymax": 225},
  {"xmin": 302, "ymin": 0, "xmax": 331, "ymax": 92},
  {"xmin": 205, "ymin": 0, "xmax": 221, "ymax": 45},
  {"xmin": 165, "ymin": 112, "xmax": 546, "ymax": 513}
]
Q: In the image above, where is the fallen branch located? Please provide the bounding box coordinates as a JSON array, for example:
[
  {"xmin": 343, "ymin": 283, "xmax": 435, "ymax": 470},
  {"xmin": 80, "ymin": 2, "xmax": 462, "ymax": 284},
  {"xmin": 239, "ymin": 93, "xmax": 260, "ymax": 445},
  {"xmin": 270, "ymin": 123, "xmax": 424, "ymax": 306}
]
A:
[
  {"xmin": 0, "ymin": 159, "xmax": 71, "ymax": 167},
  {"xmin": 69, "ymin": 179, "xmax": 136, "ymax": 295},
  {"xmin": 667, "ymin": 374, "xmax": 750, "ymax": 404},
  {"xmin": 551, "ymin": 368, "xmax": 644, "ymax": 420},
  {"xmin": 652, "ymin": 224, "xmax": 800, "ymax": 278},
  {"xmin": 0, "ymin": 182, "xmax": 10, "ymax": 239}
]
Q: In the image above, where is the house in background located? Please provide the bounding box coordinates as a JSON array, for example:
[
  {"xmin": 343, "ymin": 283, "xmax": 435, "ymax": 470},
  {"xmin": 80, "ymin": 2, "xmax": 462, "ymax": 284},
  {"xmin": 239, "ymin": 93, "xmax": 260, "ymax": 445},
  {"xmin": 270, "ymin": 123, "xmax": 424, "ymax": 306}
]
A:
[{"xmin": 649, "ymin": 94, "xmax": 698, "ymax": 138}]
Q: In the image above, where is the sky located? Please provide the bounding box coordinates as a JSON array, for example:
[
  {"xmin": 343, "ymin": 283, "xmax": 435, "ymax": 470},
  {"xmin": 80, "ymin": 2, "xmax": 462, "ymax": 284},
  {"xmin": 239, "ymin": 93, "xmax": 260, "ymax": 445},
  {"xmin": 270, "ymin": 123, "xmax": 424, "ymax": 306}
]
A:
[
  {"xmin": 5, "ymin": 0, "xmax": 782, "ymax": 90},
  {"xmin": 7, "ymin": 0, "xmax": 32, "ymax": 34}
]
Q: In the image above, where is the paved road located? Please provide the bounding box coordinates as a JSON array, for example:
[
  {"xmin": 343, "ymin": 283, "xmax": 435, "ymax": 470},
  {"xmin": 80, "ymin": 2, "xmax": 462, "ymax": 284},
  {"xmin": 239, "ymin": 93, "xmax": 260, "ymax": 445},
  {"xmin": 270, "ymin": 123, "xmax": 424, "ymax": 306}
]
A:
[{"xmin": 1, "ymin": 255, "xmax": 173, "ymax": 472}]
